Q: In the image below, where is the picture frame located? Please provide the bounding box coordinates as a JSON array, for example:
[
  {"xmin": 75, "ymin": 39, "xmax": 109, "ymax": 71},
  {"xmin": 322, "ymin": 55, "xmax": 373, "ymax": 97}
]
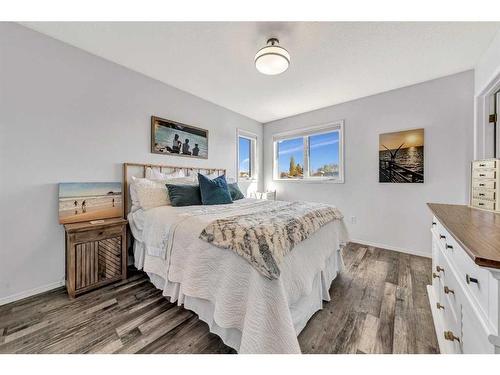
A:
[
  {"xmin": 379, "ymin": 128, "xmax": 424, "ymax": 183},
  {"xmin": 58, "ymin": 182, "xmax": 123, "ymax": 224},
  {"xmin": 151, "ymin": 116, "xmax": 209, "ymax": 159}
]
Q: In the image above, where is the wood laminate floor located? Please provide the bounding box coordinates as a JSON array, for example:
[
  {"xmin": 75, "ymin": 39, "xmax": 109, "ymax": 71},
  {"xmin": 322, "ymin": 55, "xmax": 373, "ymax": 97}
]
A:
[{"xmin": 0, "ymin": 243, "xmax": 439, "ymax": 354}]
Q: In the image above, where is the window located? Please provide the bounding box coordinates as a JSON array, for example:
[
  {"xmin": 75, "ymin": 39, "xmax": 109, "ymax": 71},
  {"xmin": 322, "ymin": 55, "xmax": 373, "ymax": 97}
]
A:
[
  {"xmin": 277, "ymin": 137, "xmax": 304, "ymax": 179},
  {"xmin": 273, "ymin": 121, "xmax": 344, "ymax": 182},
  {"xmin": 237, "ymin": 130, "xmax": 257, "ymax": 180}
]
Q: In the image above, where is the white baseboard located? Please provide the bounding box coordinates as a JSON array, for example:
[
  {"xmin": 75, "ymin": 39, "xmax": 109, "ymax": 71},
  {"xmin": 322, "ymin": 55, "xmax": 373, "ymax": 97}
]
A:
[
  {"xmin": 350, "ymin": 238, "xmax": 431, "ymax": 259},
  {"xmin": 0, "ymin": 280, "xmax": 65, "ymax": 306}
]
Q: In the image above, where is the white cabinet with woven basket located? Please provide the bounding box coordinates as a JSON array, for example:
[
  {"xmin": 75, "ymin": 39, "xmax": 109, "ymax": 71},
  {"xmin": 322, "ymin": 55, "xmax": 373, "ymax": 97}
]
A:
[{"xmin": 470, "ymin": 159, "xmax": 500, "ymax": 212}]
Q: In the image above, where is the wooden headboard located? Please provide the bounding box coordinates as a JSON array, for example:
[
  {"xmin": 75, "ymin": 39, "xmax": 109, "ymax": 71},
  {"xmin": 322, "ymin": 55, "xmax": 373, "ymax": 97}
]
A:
[{"xmin": 122, "ymin": 162, "xmax": 226, "ymax": 217}]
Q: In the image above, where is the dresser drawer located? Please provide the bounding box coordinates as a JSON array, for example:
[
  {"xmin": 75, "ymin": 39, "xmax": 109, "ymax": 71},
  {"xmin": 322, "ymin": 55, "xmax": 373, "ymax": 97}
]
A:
[
  {"xmin": 432, "ymin": 241, "xmax": 445, "ymax": 300},
  {"xmin": 462, "ymin": 303, "xmax": 494, "ymax": 353},
  {"xmin": 473, "ymin": 160, "xmax": 497, "ymax": 170},
  {"xmin": 472, "ymin": 169, "xmax": 496, "ymax": 179},
  {"xmin": 472, "ymin": 189, "xmax": 496, "ymax": 200},
  {"xmin": 441, "ymin": 258, "xmax": 461, "ymax": 327},
  {"xmin": 444, "ymin": 236, "xmax": 490, "ymax": 318},
  {"xmin": 471, "ymin": 198, "xmax": 495, "ymax": 211},
  {"xmin": 472, "ymin": 179, "xmax": 496, "ymax": 189}
]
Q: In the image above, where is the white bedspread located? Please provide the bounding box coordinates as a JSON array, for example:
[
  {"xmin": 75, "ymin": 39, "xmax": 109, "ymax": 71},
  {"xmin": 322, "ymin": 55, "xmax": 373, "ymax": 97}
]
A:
[{"xmin": 130, "ymin": 198, "xmax": 348, "ymax": 353}]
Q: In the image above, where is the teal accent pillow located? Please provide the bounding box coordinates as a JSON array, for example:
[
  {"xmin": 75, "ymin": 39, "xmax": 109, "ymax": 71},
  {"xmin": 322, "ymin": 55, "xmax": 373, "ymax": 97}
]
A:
[
  {"xmin": 198, "ymin": 173, "xmax": 233, "ymax": 205},
  {"xmin": 227, "ymin": 183, "xmax": 244, "ymax": 200},
  {"xmin": 165, "ymin": 184, "xmax": 202, "ymax": 206}
]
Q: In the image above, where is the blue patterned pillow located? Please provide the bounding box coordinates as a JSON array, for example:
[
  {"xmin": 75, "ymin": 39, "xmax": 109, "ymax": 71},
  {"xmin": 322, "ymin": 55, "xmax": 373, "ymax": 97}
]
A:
[{"xmin": 198, "ymin": 173, "xmax": 233, "ymax": 205}]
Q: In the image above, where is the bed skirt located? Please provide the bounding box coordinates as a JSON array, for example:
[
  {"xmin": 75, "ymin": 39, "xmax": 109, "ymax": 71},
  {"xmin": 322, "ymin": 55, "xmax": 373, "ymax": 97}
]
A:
[{"xmin": 134, "ymin": 240, "xmax": 341, "ymax": 353}]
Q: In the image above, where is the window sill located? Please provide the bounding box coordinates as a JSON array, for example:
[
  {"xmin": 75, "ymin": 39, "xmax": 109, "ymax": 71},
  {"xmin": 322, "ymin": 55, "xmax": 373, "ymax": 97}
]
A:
[
  {"xmin": 238, "ymin": 178, "xmax": 258, "ymax": 183},
  {"xmin": 272, "ymin": 178, "xmax": 344, "ymax": 184}
]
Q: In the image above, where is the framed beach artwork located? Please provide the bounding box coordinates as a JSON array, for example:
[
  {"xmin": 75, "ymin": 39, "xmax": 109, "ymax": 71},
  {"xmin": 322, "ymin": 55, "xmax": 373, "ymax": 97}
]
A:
[
  {"xmin": 151, "ymin": 116, "xmax": 208, "ymax": 159},
  {"xmin": 58, "ymin": 182, "xmax": 123, "ymax": 224},
  {"xmin": 379, "ymin": 128, "xmax": 424, "ymax": 183}
]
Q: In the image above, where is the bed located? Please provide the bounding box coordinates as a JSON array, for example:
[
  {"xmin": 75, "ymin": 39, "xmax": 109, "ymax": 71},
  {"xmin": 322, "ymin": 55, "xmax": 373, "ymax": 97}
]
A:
[{"xmin": 123, "ymin": 163, "xmax": 348, "ymax": 354}]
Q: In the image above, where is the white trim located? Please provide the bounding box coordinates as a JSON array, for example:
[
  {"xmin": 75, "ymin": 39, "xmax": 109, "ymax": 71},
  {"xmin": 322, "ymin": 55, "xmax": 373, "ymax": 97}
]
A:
[
  {"xmin": 272, "ymin": 120, "xmax": 345, "ymax": 183},
  {"xmin": 475, "ymin": 70, "xmax": 500, "ymax": 159},
  {"xmin": 0, "ymin": 279, "xmax": 65, "ymax": 306},
  {"xmin": 236, "ymin": 128, "xmax": 258, "ymax": 182},
  {"xmin": 350, "ymin": 238, "xmax": 431, "ymax": 259}
]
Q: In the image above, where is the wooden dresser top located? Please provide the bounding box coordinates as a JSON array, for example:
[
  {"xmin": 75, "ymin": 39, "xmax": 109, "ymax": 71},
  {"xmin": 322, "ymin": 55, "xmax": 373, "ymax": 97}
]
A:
[{"xmin": 427, "ymin": 203, "xmax": 500, "ymax": 269}]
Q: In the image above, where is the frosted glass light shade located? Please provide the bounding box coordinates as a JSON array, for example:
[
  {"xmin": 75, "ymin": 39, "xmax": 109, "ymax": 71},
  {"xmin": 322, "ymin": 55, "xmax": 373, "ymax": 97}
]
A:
[{"xmin": 255, "ymin": 42, "xmax": 290, "ymax": 75}]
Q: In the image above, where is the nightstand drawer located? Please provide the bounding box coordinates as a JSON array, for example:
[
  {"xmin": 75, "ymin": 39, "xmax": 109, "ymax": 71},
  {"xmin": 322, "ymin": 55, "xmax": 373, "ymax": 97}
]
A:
[{"xmin": 73, "ymin": 225, "xmax": 123, "ymax": 243}]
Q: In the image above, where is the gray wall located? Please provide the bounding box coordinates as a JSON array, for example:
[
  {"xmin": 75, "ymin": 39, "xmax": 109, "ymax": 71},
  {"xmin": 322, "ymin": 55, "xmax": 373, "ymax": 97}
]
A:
[
  {"xmin": 263, "ymin": 71, "xmax": 474, "ymax": 256},
  {"xmin": 0, "ymin": 23, "xmax": 263, "ymax": 302}
]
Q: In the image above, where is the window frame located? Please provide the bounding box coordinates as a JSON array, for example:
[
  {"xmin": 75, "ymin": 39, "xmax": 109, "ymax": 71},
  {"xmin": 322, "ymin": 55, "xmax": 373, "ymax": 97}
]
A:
[
  {"xmin": 236, "ymin": 129, "xmax": 258, "ymax": 182},
  {"xmin": 272, "ymin": 120, "xmax": 344, "ymax": 183}
]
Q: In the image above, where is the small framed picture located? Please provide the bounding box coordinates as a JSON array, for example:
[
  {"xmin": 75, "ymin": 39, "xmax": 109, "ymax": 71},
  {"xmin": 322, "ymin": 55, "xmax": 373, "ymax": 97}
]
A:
[
  {"xmin": 59, "ymin": 182, "xmax": 122, "ymax": 224},
  {"xmin": 151, "ymin": 116, "xmax": 208, "ymax": 159},
  {"xmin": 379, "ymin": 128, "xmax": 424, "ymax": 183}
]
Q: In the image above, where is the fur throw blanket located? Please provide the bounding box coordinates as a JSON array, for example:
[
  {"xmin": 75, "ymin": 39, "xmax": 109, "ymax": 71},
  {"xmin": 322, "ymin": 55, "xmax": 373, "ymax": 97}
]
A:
[{"xmin": 199, "ymin": 201, "xmax": 343, "ymax": 279}]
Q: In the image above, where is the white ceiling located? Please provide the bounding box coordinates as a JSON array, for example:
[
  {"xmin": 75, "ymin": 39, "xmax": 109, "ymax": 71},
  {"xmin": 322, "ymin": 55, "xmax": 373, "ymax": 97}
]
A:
[{"xmin": 21, "ymin": 22, "xmax": 500, "ymax": 123}]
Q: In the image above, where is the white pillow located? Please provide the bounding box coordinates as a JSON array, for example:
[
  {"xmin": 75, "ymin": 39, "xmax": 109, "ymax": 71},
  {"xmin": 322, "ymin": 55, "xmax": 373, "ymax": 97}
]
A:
[
  {"xmin": 145, "ymin": 167, "xmax": 185, "ymax": 180},
  {"xmin": 130, "ymin": 176, "xmax": 141, "ymax": 212},
  {"xmin": 133, "ymin": 178, "xmax": 170, "ymax": 210},
  {"xmin": 130, "ymin": 175, "xmax": 198, "ymax": 210}
]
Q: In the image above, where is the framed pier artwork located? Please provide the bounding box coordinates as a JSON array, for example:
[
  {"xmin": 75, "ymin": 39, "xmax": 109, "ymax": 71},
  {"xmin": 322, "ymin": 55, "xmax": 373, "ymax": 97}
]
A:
[{"xmin": 379, "ymin": 128, "xmax": 424, "ymax": 183}]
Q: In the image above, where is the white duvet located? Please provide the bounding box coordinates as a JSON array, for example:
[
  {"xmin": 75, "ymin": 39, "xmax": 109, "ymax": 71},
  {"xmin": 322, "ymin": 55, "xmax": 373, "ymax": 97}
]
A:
[{"xmin": 129, "ymin": 198, "xmax": 348, "ymax": 353}]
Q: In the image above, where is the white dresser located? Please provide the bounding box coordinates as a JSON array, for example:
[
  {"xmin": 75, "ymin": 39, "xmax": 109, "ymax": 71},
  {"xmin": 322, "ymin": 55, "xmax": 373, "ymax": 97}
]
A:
[{"xmin": 428, "ymin": 203, "xmax": 500, "ymax": 353}]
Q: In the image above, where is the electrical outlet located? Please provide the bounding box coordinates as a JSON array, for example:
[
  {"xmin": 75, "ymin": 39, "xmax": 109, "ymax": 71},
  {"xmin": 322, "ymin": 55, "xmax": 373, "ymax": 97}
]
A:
[{"xmin": 350, "ymin": 216, "xmax": 357, "ymax": 224}]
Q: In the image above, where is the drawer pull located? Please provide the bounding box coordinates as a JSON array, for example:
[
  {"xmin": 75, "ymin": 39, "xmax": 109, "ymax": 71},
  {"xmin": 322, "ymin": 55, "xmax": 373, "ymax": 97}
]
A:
[
  {"xmin": 466, "ymin": 274, "xmax": 479, "ymax": 285},
  {"xmin": 439, "ymin": 234, "xmax": 446, "ymax": 239},
  {"xmin": 431, "ymin": 221, "xmax": 437, "ymax": 226},
  {"xmin": 432, "ymin": 272, "xmax": 440, "ymax": 279},
  {"xmin": 436, "ymin": 302, "xmax": 445, "ymax": 310},
  {"xmin": 444, "ymin": 286, "xmax": 455, "ymax": 295},
  {"xmin": 479, "ymin": 183, "xmax": 485, "ymax": 187},
  {"xmin": 436, "ymin": 265, "xmax": 445, "ymax": 273},
  {"xmin": 445, "ymin": 244, "xmax": 453, "ymax": 250},
  {"xmin": 478, "ymin": 193, "xmax": 485, "ymax": 197},
  {"xmin": 444, "ymin": 331, "xmax": 460, "ymax": 342},
  {"xmin": 479, "ymin": 173, "xmax": 486, "ymax": 177},
  {"xmin": 478, "ymin": 202, "xmax": 485, "ymax": 206},
  {"xmin": 479, "ymin": 163, "xmax": 486, "ymax": 167}
]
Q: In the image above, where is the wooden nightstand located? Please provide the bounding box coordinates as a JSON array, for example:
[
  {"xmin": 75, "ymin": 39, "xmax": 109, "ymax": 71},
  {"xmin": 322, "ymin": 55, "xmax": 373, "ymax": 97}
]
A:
[{"xmin": 64, "ymin": 218, "xmax": 127, "ymax": 298}]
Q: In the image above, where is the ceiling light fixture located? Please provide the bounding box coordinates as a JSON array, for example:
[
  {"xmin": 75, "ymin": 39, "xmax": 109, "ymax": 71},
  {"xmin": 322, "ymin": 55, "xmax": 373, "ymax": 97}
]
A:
[{"xmin": 255, "ymin": 38, "xmax": 290, "ymax": 76}]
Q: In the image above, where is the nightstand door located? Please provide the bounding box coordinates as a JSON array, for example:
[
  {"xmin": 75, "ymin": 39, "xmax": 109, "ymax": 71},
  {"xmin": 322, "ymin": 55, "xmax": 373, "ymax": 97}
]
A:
[{"xmin": 74, "ymin": 236, "xmax": 122, "ymax": 290}]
